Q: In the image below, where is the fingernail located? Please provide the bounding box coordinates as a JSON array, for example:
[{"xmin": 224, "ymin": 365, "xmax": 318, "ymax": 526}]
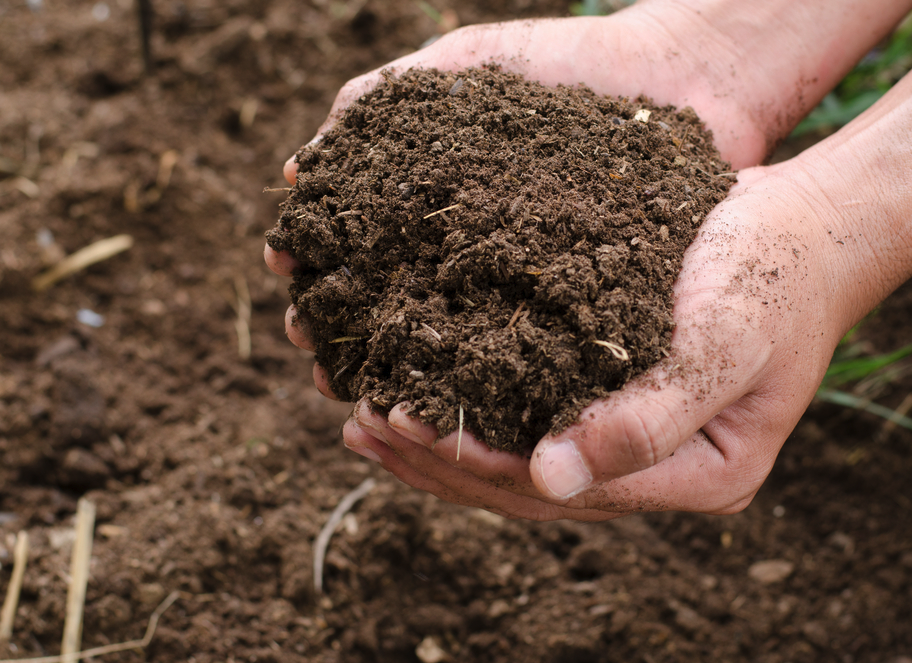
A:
[
  {"xmin": 540, "ymin": 440, "xmax": 592, "ymax": 499},
  {"xmin": 347, "ymin": 445, "xmax": 382, "ymax": 463},
  {"xmin": 388, "ymin": 420, "xmax": 430, "ymax": 447},
  {"xmin": 358, "ymin": 422, "xmax": 391, "ymax": 446}
]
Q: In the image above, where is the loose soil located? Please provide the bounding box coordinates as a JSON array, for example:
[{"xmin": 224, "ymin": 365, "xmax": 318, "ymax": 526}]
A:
[
  {"xmin": 267, "ymin": 66, "xmax": 732, "ymax": 452},
  {"xmin": 1, "ymin": 2, "xmax": 911, "ymax": 663}
]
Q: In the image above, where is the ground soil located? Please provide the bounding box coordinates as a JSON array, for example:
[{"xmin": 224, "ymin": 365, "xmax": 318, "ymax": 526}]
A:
[
  {"xmin": 1, "ymin": 2, "xmax": 911, "ymax": 662},
  {"xmin": 267, "ymin": 66, "xmax": 732, "ymax": 452}
]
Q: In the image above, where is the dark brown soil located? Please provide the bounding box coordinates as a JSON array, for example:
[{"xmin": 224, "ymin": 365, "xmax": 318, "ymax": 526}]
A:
[
  {"xmin": 267, "ymin": 67, "xmax": 732, "ymax": 452},
  {"xmin": 1, "ymin": 2, "xmax": 911, "ymax": 663}
]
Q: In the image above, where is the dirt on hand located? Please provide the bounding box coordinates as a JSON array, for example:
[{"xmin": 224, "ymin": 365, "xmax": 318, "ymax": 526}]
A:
[{"xmin": 267, "ymin": 66, "xmax": 733, "ymax": 452}]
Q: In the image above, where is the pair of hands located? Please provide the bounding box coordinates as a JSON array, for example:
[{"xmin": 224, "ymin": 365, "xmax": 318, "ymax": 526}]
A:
[{"xmin": 264, "ymin": 5, "xmax": 895, "ymax": 520}]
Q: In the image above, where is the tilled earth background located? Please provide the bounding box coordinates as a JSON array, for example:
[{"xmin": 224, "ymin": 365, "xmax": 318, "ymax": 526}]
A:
[{"xmin": 1, "ymin": 2, "xmax": 911, "ymax": 662}]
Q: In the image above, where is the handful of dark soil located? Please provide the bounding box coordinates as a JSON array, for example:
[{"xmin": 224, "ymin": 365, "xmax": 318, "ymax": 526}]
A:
[{"xmin": 267, "ymin": 66, "xmax": 734, "ymax": 454}]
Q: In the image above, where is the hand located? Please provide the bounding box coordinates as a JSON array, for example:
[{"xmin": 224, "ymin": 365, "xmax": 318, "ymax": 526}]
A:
[
  {"xmin": 336, "ymin": 69, "xmax": 912, "ymax": 520},
  {"xmin": 339, "ymin": 162, "xmax": 845, "ymax": 520},
  {"xmin": 266, "ymin": 0, "xmax": 837, "ymax": 397},
  {"xmin": 266, "ymin": 2, "xmax": 912, "ymax": 520}
]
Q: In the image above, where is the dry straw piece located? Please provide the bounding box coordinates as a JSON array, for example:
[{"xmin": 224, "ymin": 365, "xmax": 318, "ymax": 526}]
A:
[
  {"xmin": 457, "ymin": 405, "xmax": 464, "ymax": 462},
  {"xmin": 61, "ymin": 498, "xmax": 96, "ymax": 663},
  {"xmin": 32, "ymin": 235, "xmax": 134, "ymax": 292},
  {"xmin": 233, "ymin": 275, "xmax": 252, "ymax": 360},
  {"xmin": 0, "ymin": 531, "xmax": 29, "ymax": 644},
  {"xmin": 0, "ymin": 498, "xmax": 181, "ymax": 663},
  {"xmin": 0, "ymin": 592, "xmax": 180, "ymax": 663},
  {"xmin": 314, "ymin": 478, "xmax": 377, "ymax": 594}
]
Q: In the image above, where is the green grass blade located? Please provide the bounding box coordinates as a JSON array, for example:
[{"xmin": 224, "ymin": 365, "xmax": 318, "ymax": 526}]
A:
[
  {"xmin": 823, "ymin": 343, "xmax": 912, "ymax": 387},
  {"xmin": 570, "ymin": 0, "xmax": 603, "ymax": 16},
  {"xmin": 816, "ymin": 389, "xmax": 912, "ymax": 432},
  {"xmin": 792, "ymin": 90, "xmax": 884, "ymax": 136}
]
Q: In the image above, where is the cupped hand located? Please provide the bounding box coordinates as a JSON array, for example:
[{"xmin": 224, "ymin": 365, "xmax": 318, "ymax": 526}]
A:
[
  {"xmin": 338, "ymin": 161, "xmax": 848, "ymax": 520},
  {"xmin": 268, "ymin": 166, "xmax": 847, "ymax": 521},
  {"xmin": 264, "ymin": 5, "xmax": 873, "ymax": 520},
  {"xmin": 267, "ymin": 4, "xmax": 798, "ymax": 398}
]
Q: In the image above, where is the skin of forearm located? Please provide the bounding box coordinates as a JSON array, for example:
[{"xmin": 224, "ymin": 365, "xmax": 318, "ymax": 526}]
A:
[
  {"xmin": 785, "ymin": 72, "xmax": 912, "ymax": 332},
  {"xmin": 632, "ymin": 0, "xmax": 912, "ymax": 158}
]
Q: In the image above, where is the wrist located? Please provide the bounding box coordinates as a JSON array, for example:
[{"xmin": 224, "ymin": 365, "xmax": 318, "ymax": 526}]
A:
[
  {"xmin": 779, "ymin": 74, "xmax": 912, "ymax": 333},
  {"xmin": 629, "ymin": 0, "xmax": 912, "ymax": 164}
]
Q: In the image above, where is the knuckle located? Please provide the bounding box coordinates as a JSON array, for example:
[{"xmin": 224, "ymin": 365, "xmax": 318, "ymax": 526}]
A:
[{"xmin": 614, "ymin": 405, "xmax": 678, "ymax": 472}]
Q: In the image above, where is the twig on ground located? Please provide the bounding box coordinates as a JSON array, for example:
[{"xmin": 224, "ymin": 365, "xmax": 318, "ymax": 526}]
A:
[
  {"xmin": 314, "ymin": 478, "xmax": 377, "ymax": 594},
  {"xmin": 233, "ymin": 276, "xmax": 252, "ymax": 360},
  {"xmin": 420, "ymin": 323, "xmax": 442, "ymax": 343},
  {"xmin": 457, "ymin": 404, "xmax": 464, "ymax": 462},
  {"xmin": 12, "ymin": 177, "xmax": 39, "ymax": 198},
  {"xmin": 506, "ymin": 302, "xmax": 526, "ymax": 329},
  {"xmin": 593, "ymin": 339, "xmax": 630, "ymax": 361},
  {"xmin": 0, "ymin": 592, "xmax": 181, "ymax": 663},
  {"xmin": 61, "ymin": 499, "xmax": 96, "ymax": 663},
  {"xmin": 32, "ymin": 235, "xmax": 134, "ymax": 292},
  {"xmin": 0, "ymin": 531, "xmax": 29, "ymax": 644},
  {"xmin": 137, "ymin": 0, "xmax": 154, "ymax": 73},
  {"xmin": 239, "ymin": 98, "xmax": 258, "ymax": 129},
  {"xmin": 155, "ymin": 150, "xmax": 179, "ymax": 191},
  {"xmin": 423, "ymin": 203, "xmax": 462, "ymax": 219}
]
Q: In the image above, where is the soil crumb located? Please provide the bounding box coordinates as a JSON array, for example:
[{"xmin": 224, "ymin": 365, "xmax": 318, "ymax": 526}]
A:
[{"xmin": 267, "ymin": 66, "xmax": 734, "ymax": 453}]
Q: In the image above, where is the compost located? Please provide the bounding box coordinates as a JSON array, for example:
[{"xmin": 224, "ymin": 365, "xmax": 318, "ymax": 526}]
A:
[{"xmin": 267, "ymin": 66, "xmax": 734, "ymax": 451}]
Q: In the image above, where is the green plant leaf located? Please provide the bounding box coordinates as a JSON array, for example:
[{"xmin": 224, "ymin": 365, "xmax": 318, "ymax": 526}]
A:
[
  {"xmin": 822, "ymin": 343, "xmax": 912, "ymax": 388},
  {"xmin": 570, "ymin": 0, "xmax": 602, "ymax": 16},
  {"xmin": 816, "ymin": 389, "xmax": 912, "ymax": 432},
  {"xmin": 792, "ymin": 90, "xmax": 884, "ymax": 136}
]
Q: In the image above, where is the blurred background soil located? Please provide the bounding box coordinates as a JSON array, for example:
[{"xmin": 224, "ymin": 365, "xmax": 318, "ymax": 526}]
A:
[{"xmin": 0, "ymin": 1, "xmax": 910, "ymax": 662}]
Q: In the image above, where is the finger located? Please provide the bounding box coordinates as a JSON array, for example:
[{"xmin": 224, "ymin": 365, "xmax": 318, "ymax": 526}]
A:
[
  {"xmin": 284, "ymin": 306, "xmax": 341, "ymax": 401},
  {"xmin": 352, "ymin": 402, "xmax": 626, "ymax": 522},
  {"xmin": 284, "ymin": 306, "xmax": 315, "ymax": 352},
  {"xmin": 313, "ymin": 363, "xmax": 340, "ymax": 401},
  {"xmin": 284, "ymin": 155, "xmax": 297, "ymax": 185},
  {"xmin": 354, "ymin": 402, "xmax": 625, "ymax": 520},
  {"xmin": 381, "ymin": 376, "xmax": 765, "ymax": 513},
  {"xmin": 340, "ymin": 416, "xmax": 384, "ymax": 464},
  {"xmin": 529, "ymin": 363, "xmax": 740, "ymax": 500},
  {"xmin": 362, "ymin": 402, "xmax": 759, "ymax": 519},
  {"xmin": 386, "ymin": 402, "xmax": 438, "ymax": 445},
  {"xmin": 383, "ymin": 403, "xmax": 541, "ymax": 499},
  {"xmin": 343, "ymin": 413, "xmax": 516, "ymax": 517},
  {"xmin": 285, "ymin": 307, "xmax": 340, "ymax": 400},
  {"xmin": 265, "ymin": 245, "xmax": 301, "ymax": 277}
]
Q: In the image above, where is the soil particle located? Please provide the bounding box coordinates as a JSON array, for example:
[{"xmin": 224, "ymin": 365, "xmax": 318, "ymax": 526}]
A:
[{"xmin": 268, "ymin": 66, "xmax": 733, "ymax": 452}]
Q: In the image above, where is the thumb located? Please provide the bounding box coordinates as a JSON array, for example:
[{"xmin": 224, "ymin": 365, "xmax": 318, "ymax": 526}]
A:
[{"xmin": 529, "ymin": 374, "xmax": 737, "ymax": 500}]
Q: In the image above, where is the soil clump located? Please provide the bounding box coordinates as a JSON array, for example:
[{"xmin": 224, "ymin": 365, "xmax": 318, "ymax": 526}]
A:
[{"xmin": 268, "ymin": 66, "xmax": 734, "ymax": 452}]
